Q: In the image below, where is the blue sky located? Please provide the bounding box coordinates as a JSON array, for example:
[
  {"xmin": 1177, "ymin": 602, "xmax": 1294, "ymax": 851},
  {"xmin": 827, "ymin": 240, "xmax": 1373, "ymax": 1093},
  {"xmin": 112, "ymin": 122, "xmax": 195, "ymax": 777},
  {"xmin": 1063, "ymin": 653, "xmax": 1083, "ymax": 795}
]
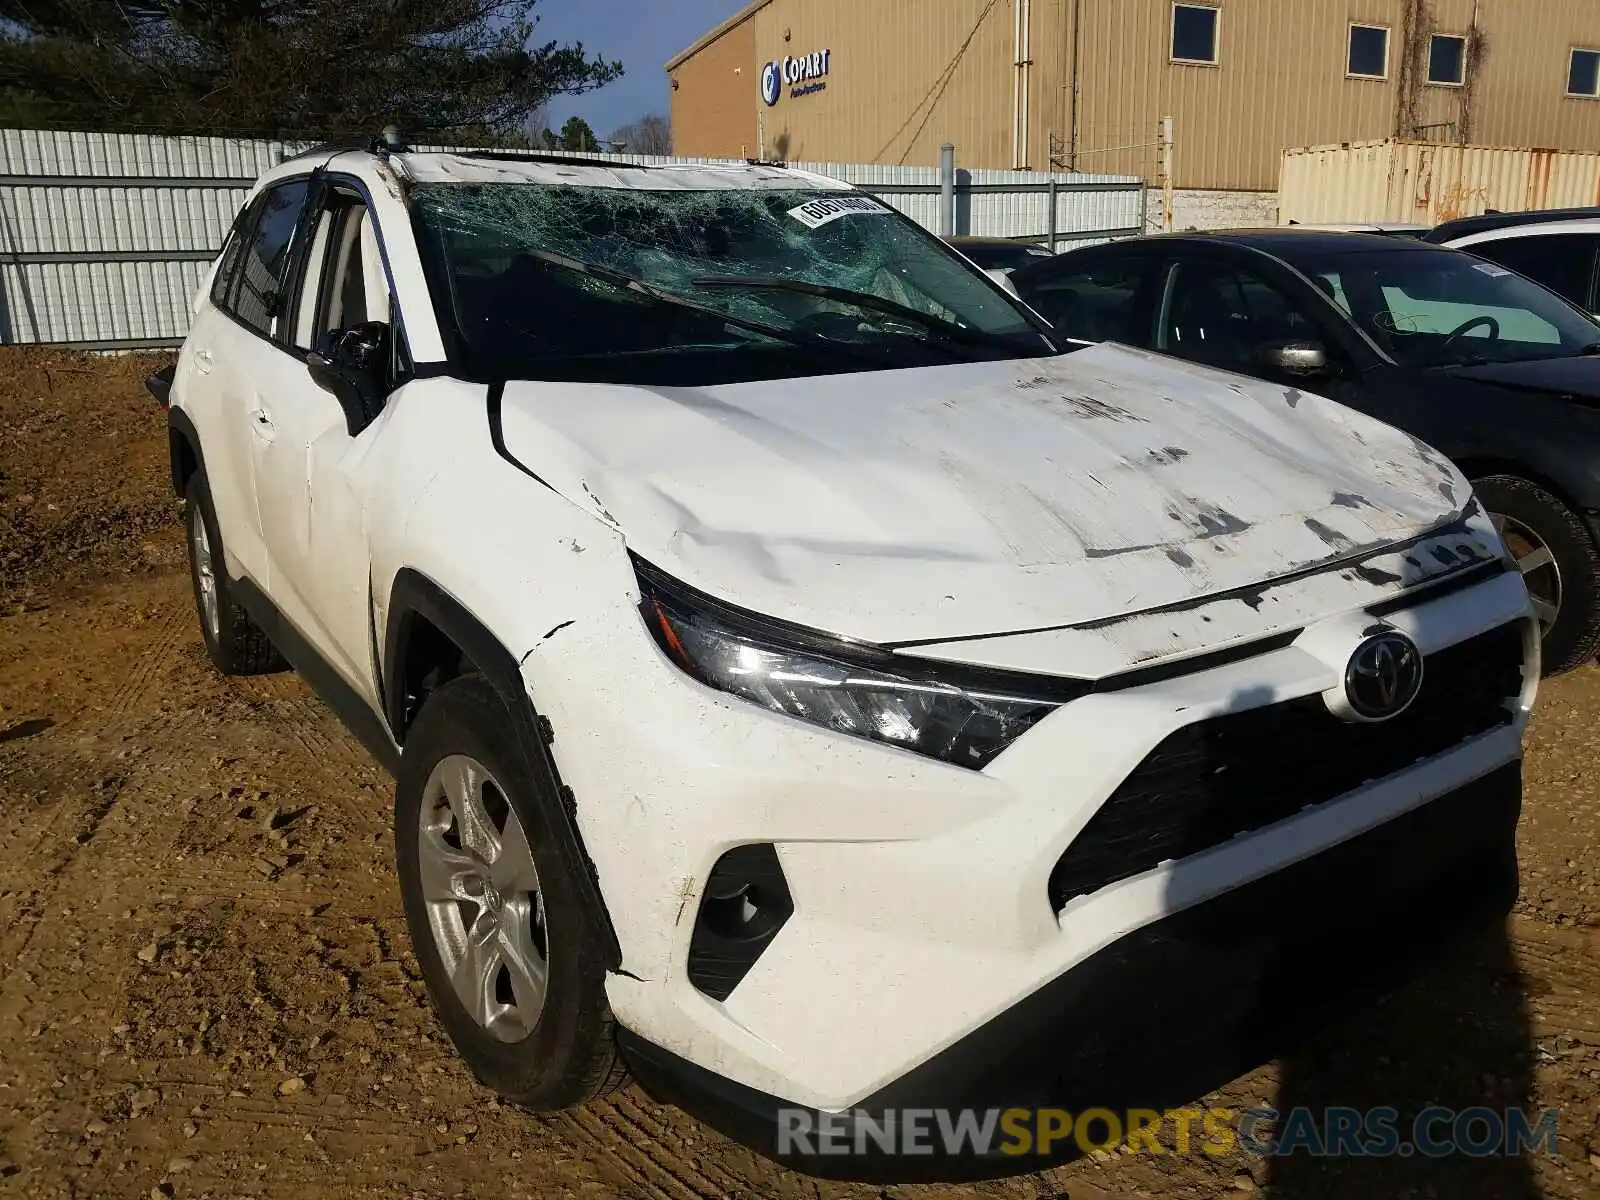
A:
[{"xmin": 537, "ymin": 0, "xmax": 747, "ymax": 139}]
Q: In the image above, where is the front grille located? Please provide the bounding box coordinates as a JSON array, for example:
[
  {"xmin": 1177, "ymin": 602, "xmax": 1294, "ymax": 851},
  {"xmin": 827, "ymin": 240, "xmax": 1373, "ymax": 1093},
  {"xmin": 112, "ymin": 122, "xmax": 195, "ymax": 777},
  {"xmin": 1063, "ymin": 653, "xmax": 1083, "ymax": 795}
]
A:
[{"xmin": 1047, "ymin": 621, "xmax": 1526, "ymax": 911}]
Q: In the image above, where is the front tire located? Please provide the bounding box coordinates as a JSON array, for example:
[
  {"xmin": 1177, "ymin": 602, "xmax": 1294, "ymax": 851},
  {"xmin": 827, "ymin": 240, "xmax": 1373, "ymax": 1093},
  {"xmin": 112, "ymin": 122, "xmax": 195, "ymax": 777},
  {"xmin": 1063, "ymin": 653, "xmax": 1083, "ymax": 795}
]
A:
[
  {"xmin": 1473, "ymin": 474, "xmax": 1600, "ymax": 676},
  {"xmin": 184, "ymin": 470, "xmax": 284, "ymax": 676},
  {"xmin": 395, "ymin": 675, "xmax": 626, "ymax": 1108}
]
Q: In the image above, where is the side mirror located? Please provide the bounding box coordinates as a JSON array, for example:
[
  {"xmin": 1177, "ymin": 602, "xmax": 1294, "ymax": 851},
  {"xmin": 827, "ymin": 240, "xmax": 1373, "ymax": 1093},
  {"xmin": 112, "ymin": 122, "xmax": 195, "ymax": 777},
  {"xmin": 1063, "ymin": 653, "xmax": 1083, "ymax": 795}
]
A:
[
  {"xmin": 1257, "ymin": 339, "xmax": 1330, "ymax": 377},
  {"xmin": 307, "ymin": 321, "xmax": 390, "ymax": 435}
]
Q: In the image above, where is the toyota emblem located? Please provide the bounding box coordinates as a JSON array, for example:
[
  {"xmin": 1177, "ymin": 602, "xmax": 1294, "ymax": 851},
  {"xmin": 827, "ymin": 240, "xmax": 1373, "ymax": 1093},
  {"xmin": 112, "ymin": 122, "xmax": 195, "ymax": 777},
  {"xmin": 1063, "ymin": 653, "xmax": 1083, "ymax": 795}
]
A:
[{"xmin": 1343, "ymin": 630, "xmax": 1424, "ymax": 722}]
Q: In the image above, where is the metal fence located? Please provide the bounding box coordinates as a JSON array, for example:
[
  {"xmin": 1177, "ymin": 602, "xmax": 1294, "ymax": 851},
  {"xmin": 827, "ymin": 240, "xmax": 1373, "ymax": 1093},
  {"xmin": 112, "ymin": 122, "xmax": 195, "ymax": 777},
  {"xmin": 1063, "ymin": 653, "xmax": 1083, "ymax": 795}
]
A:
[{"xmin": 0, "ymin": 128, "xmax": 1145, "ymax": 350}]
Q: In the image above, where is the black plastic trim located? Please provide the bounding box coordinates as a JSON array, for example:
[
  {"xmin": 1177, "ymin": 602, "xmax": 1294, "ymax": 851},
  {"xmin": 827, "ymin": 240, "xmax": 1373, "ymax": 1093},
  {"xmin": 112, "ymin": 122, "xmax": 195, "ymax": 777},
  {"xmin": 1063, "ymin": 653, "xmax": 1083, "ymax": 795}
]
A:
[
  {"xmin": 166, "ymin": 407, "xmax": 205, "ymax": 498},
  {"xmin": 485, "ymin": 380, "xmax": 558, "ymax": 493},
  {"xmin": 687, "ymin": 844, "xmax": 794, "ymax": 1001},
  {"xmin": 145, "ymin": 363, "xmax": 175, "ymax": 407},
  {"xmin": 230, "ymin": 578, "xmax": 401, "ymax": 775},
  {"xmin": 383, "ymin": 569, "xmax": 530, "ymax": 740},
  {"xmin": 619, "ymin": 760, "xmax": 1522, "ymax": 1183},
  {"xmin": 1367, "ymin": 558, "xmax": 1509, "ymax": 615},
  {"xmin": 382, "ymin": 567, "xmax": 623, "ymax": 970}
]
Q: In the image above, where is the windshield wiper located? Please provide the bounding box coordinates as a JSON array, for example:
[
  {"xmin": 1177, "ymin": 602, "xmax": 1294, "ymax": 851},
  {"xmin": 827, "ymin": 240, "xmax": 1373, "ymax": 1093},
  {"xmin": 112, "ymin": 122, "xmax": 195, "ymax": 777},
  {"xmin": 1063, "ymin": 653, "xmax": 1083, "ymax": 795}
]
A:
[
  {"xmin": 509, "ymin": 248, "xmax": 889, "ymax": 369},
  {"xmin": 691, "ymin": 274, "xmax": 1053, "ymax": 355}
]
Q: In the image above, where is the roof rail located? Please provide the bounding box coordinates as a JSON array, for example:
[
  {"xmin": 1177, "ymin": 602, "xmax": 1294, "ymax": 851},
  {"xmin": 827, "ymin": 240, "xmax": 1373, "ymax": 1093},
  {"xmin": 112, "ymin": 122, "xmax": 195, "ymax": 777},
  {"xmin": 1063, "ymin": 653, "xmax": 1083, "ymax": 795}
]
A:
[
  {"xmin": 449, "ymin": 147, "xmax": 661, "ymax": 169},
  {"xmin": 282, "ymin": 125, "xmax": 410, "ymax": 164}
]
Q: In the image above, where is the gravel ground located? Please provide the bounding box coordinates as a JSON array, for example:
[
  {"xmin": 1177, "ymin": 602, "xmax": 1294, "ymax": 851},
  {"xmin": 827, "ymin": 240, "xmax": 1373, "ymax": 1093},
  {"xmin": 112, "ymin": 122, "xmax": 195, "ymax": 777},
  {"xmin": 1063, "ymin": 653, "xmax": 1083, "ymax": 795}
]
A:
[{"xmin": 0, "ymin": 348, "xmax": 1597, "ymax": 1199}]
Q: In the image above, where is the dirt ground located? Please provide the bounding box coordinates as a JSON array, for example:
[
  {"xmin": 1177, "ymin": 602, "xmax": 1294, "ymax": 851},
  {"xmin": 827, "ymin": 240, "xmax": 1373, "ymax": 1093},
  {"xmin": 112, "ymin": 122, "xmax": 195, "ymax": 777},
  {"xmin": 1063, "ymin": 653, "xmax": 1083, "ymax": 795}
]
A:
[{"xmin": 1, "ymin": 347, "xmax": 1599, "ymax": 1200}]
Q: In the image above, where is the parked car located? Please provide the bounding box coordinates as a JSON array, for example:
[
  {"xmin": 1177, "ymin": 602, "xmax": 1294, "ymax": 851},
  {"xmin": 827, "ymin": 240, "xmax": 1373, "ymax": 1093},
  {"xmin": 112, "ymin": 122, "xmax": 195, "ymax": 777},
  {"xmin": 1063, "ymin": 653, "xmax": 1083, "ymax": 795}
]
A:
[
  {"xmin": 1010, "ymin": 228, "xmax": 1600, "ymax": 675},
  {"xmin": 1427, "ymin": 209, "xmax": 1600, "ymax": 320},
  {"xmin": 944, "ymin": 234, "xmax": 1055, "ymax": 272},
  {"xmin": 151, "ymin": 140, "xmax": 1535, "ymax": 1180},
  {"xmin": 1287, "ymin": 221, "xmax": 1430, "ymax": 238}
]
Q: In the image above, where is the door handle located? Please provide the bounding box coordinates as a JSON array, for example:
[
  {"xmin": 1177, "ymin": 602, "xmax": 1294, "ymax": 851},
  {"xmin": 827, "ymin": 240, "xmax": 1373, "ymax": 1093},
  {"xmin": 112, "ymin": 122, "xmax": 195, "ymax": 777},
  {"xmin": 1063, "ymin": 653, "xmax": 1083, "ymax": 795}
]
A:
[
  {"xmin": 249, "ymin": 406, "xmax": 276, "ymax": 442},
  {"xmin": 193, "ymin": 348, "xmax": 214, "ymax": 375}
]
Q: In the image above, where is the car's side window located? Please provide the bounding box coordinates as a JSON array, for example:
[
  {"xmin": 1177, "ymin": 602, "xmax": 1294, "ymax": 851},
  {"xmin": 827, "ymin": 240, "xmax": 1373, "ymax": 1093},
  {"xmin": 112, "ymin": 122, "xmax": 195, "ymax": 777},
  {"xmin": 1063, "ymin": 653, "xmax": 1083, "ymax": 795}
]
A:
[
  {"xmin": 1020, "ymin": 256, "xmax": 1148, "ymax": 343},
  {"xmin": 231, "ymin": 179, "xmax": 312, "ymax": 338},
  {"xmin": 1154, "ymin": 259, "xmax": 1322, "ymax": 373},
  {"xmin": 293, "ymin": 194, "xmax": 393, "ymax": 350},
  {"xmin": 1468, "ymin": 234, "xmax": 1599, "ymax": 316},
  {"xmin": 209, "ymin": 199, "xmax": 260, "ymax": 312}
]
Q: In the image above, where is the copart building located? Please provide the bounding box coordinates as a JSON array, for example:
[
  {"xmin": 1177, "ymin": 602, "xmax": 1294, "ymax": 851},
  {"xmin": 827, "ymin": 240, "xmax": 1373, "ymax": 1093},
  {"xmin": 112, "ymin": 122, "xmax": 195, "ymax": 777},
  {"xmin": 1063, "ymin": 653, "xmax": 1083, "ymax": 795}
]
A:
[{"xmin": 667, "ymin": 0, "xmax": 1600, "ymax": 195}]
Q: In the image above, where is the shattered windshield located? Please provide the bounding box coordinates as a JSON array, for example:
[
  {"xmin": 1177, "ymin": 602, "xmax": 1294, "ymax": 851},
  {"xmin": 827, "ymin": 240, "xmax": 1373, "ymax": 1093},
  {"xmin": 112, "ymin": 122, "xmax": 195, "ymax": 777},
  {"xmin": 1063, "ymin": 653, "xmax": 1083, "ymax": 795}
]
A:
[{"xmin": 409, "ymin": 182, "xmax": 1057, "ymax": 384}]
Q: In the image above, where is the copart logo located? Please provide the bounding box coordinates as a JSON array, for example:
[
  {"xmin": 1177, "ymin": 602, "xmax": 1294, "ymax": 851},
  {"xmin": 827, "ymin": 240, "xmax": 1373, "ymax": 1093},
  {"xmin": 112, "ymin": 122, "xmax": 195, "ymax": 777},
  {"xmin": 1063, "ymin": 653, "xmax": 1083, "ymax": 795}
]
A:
[
  {"xmin": 761, "ymin": 49, "xmax": 832, "ymax": 105},
  {"xmin": 1343, "ymin": 629, "xmax": 1424, "ymax": 721},
  {"xmin": 760, "ymin": 61, "xmax": 783, "ymax": 106}
]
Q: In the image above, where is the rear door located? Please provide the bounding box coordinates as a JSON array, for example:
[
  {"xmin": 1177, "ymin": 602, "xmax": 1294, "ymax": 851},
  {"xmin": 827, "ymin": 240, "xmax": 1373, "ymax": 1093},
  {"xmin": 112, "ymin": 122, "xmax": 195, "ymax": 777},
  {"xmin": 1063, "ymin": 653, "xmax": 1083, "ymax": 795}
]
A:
[{"xmin": 179, "ymin": 179, "xmax": 312, "ymax": 584}]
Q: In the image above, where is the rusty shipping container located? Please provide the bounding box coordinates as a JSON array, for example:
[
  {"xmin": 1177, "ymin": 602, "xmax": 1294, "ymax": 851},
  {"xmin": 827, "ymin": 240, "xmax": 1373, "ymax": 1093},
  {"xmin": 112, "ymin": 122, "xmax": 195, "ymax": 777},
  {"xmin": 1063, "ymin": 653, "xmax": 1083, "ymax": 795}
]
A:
[{"xmin": 1279, "ymin": 138, "xmax": 1600, "ymax": 227}]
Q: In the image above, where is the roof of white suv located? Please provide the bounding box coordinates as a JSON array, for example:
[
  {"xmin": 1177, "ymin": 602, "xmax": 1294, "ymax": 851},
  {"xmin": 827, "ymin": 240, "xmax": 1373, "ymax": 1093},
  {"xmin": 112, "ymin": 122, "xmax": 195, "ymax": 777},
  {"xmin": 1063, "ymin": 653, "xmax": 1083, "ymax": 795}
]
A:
[{"xmin": 390, "ymin": 152, "xmax": 851, "ymax": 192}]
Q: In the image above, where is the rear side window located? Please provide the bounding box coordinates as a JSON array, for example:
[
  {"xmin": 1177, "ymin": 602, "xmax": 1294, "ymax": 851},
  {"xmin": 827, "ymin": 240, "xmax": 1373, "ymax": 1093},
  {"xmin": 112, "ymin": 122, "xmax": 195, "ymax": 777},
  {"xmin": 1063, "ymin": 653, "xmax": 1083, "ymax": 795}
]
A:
[
  {"xmin": 1468, "ymin": 234, "xmax": 1598, "ymax": 314},
  {"xmin": 231, "ymin": 179, "xmax": 311, "ymax": 337},
  {"xmin": 1018, "ymin": 257, "xmax": 1149, "ymax": 343},
  {"xmin": 209, "ymin": 201, "xmax": 258, "ymax": 310}
]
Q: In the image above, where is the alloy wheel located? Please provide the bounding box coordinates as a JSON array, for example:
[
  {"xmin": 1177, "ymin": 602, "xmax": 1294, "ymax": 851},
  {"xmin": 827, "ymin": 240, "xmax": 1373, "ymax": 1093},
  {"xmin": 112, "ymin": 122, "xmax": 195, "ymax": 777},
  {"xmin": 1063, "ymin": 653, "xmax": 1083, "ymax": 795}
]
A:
[
  {"xmin": 1491, "ymin": 511, "xmax": 1561, "ymax": 633},
  {"xmin": 417, "ymin": 754, "xmax": 549, "ymax": 1043},
  {"xmin": 189, "ymin": 504, "xmax": 220, "ymax": 640}
]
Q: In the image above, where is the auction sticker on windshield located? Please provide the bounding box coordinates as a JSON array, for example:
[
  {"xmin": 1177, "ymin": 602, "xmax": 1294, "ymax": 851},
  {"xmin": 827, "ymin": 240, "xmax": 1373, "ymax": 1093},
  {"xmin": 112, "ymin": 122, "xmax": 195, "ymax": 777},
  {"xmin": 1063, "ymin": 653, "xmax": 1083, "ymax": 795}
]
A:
[{"xmin": 787, "ymin": 196, "xmax": 892, "ymax": 229}]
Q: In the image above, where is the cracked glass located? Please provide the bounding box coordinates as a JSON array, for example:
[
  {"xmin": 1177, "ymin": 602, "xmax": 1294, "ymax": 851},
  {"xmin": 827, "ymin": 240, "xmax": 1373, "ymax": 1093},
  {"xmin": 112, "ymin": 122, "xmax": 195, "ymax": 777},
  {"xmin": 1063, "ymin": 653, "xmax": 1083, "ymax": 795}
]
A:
[{"xmin": 409, "ymin": 182, "xmax": 1055, "ymax": 383}]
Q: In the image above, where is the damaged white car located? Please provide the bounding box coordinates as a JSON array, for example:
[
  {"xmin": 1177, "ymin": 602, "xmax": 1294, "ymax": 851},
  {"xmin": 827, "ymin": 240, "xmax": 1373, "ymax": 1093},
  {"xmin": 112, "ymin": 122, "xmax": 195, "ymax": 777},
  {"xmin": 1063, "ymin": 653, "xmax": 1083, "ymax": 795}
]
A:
[{"xmin": 150, "ymin": 134, "xmax": 1538, "ymax": 1181}]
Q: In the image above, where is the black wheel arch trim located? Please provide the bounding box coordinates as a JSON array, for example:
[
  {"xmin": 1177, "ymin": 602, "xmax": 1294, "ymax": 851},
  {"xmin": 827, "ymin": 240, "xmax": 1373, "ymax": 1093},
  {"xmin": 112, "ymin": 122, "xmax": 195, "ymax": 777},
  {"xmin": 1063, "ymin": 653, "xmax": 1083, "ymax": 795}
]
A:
[
  {"xmin": 167, "ymin": 406, "xmax": 205, "ymax": 499},
  {"xmin": 383, "ymin": 566, "xmax": 624, "ymax": 970}
]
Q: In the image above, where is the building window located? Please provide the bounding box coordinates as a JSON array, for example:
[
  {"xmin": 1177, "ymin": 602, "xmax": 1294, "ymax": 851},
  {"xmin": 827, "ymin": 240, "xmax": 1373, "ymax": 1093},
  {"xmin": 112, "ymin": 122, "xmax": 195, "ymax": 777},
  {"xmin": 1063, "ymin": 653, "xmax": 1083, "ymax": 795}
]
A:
[
  {"xmin": 1171, "ymin": 4, "xmax": 1219, "ymax": 65},
  {"xmin": 1347, "ymin": 24, "xmax": 1389, "ymax": 79},
  {"xmin": 1569, "ymin": 48, "xmax": 1600, "ymax": 98},
  {"xmin": 1427, "ymin": 34, "xmax": 1467, "ymax": 86}
]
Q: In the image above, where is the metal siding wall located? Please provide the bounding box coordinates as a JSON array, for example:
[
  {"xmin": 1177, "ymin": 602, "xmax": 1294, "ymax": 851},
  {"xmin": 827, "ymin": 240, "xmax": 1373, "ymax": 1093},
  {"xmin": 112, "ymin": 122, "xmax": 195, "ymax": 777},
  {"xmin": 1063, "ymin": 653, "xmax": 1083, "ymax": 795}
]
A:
[
  {"xmin": 1466, "ymin": 0, "xmax": 1600, "ymax": 152},
  {"xmin": 1070, "ymin": 0, "xmax": 1410, "ymax": 190},
  {"xmin": 668, "ymin": 15, "xmax": 760, "ymax": 158},
  {"xmin": 0, "ymin": 129, "xmax": 1141, "ymax": 349},
  {"xmin": 751, "ymin": 0, "xmax": 1017, "ymax": 168},
  {"xmin": 1279, "ymin": 139, "xmax": 1600, "ymax": 225}
]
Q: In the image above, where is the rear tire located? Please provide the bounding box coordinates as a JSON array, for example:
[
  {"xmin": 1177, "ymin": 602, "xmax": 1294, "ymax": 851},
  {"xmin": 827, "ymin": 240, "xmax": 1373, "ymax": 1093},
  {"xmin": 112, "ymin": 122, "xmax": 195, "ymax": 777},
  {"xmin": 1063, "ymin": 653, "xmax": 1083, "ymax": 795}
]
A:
[
  {"xmin": 184, "ymin": 470, "xmax": 285, "ymax": 676},
  {"xmin": 1473, "ymin": 474, "xmax": 1600, "ymax": 676},
  {"xmin": 395, "ymin": 674, "xmax": 627, "ymax": 1108}
]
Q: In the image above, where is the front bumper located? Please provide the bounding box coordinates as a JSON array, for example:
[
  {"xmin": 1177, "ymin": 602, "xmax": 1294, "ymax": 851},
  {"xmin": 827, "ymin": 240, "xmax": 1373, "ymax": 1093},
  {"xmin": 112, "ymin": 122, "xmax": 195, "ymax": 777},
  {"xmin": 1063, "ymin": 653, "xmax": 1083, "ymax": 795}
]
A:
[
  {"xmin": 521, "ymin": 561, "xmax": 1534, "ymax": 1129},
  {"xmin": 619, "ymin": 760, "xmax": 1522, "ymax": 1182}
]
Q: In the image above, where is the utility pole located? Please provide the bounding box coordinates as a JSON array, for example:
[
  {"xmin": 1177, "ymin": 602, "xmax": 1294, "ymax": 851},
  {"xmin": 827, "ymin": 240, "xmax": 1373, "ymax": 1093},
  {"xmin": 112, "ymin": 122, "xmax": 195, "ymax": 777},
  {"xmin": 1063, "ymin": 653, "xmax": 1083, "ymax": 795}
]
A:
[{"xmin": 1158, "ymin": 115, "xmax": 1175, "ymax": 232}]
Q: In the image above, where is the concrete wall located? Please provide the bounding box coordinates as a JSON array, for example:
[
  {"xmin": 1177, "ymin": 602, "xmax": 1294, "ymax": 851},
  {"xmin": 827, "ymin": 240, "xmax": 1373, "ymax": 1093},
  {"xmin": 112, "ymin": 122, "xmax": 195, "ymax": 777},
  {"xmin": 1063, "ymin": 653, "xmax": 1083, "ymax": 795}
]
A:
[{"xmin": 1145, "ymin": 188, "xmax": 1279, "ymax": 232}]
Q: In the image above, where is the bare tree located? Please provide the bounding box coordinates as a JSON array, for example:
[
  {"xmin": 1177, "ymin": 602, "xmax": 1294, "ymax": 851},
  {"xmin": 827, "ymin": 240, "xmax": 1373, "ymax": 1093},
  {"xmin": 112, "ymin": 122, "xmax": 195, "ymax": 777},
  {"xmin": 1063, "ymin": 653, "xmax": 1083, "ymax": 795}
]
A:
[{"xmin": 609, "ymin": 114, "xmax": 671, "ymax": 156}]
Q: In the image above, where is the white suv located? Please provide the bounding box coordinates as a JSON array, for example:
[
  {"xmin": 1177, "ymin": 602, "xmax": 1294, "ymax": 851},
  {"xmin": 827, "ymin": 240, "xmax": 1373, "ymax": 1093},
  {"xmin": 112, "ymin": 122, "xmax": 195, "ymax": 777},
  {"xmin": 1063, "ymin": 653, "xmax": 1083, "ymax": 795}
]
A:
[{"xmin": 152, "ymin": 136, "xmax": 1538, "ymax": 1181}]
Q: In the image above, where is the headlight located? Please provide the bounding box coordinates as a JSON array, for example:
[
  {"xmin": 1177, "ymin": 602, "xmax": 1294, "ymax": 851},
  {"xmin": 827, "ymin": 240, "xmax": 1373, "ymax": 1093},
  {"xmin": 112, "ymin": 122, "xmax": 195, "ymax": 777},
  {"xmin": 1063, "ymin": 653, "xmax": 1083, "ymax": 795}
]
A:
[{"xmin": 634, "ymin": 558, "xmax": 1078, "ymax": 769}]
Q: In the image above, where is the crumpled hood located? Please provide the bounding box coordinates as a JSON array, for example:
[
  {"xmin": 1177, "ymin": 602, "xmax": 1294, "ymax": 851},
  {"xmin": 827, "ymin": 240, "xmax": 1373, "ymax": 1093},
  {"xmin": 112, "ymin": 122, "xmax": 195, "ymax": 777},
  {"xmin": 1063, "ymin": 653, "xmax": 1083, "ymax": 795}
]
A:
[{"xmin": 498, "ymin": 344, "xmax": 1467, "ymax": 645}]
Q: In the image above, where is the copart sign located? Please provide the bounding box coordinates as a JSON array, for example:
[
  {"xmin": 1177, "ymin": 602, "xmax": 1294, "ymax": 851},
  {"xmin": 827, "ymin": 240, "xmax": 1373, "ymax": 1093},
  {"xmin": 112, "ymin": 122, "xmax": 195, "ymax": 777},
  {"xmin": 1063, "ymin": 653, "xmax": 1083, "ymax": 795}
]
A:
[{"xmin": 762, "ymin": 49, "xmax": 832, "ymax": 105}]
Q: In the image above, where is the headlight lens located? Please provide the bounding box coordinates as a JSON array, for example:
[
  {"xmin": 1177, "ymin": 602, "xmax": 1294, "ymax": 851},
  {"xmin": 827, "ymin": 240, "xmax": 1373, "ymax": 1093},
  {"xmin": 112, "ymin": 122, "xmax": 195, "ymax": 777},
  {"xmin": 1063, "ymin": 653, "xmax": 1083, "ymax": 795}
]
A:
[{"xmin": 635, "ymin": 560, "xmax": 1071, "ymax": 769}]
